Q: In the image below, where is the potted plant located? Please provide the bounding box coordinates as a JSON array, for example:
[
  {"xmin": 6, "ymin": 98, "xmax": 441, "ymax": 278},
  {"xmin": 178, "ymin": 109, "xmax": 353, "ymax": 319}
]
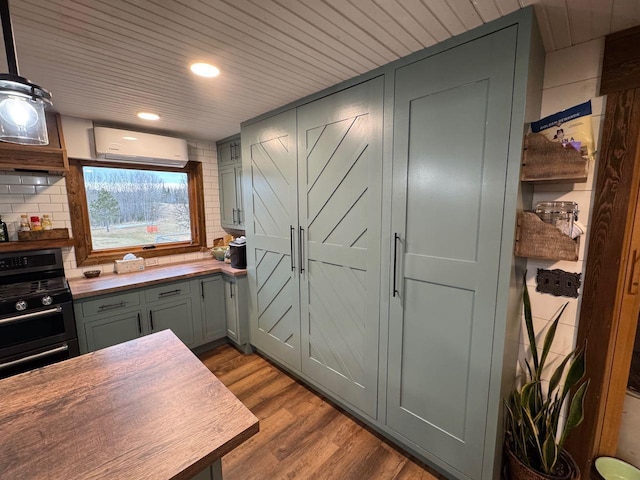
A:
[{"xmin": 504, "ymin": 281, "xmax": 589, "ymax": 479}]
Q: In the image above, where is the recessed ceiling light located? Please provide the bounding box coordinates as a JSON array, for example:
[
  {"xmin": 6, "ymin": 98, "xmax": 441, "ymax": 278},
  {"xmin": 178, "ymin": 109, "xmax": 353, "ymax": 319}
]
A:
[
  {"xmin": 190, "ymin": 62, "xmax": 220, "ymax": 78},
  {"xmin": 122, "ymin": 136, "xmax": 137, "ymax": 141},
  {"xmin": 137, "ymin": 112, "xmax": 160, "ymax": 121}
]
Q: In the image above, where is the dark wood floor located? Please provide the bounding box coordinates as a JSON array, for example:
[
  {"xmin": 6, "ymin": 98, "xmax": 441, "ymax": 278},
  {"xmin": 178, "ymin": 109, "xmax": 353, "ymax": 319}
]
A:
[{"xmin": 199, "ymin": 344, "xmax": 444, "ymax": 480}]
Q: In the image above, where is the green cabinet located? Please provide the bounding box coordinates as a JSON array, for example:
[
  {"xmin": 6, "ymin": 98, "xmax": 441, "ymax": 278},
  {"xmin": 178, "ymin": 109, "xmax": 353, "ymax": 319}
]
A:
[
  {"xmin": 244, "ymin": 78, "xmax": 384, "ymax": 418},
  {"xmin": 217, "ymin": 135, "xmax": 244, "ymax": 229},
  {"xmin": 197, "ymin": 275, "xmax": 226, "ymax": 343},
  {"xmin": 84, "ymin": 310, "xmax": 143, "ymax": 352},
  {"xmin": 223, "ymin": 274, "xmax": 250, "ymax": 353}
]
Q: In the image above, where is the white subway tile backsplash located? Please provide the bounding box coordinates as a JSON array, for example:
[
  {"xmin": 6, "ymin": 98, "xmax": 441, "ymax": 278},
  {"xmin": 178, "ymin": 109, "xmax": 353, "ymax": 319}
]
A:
[
  {"xmin": 48, "ymin": 194, "xmax": 68, "ymax": 204},
  {"xmin": 9, "ymin": 185, "xmax": 36, "ymax": 195},
  {"xmin": 47, "ymin": 176, "xmax": 63, "ymax": 186},
  {"xmin": 21, "ymin": 176, "xmax": 49, "ymax": 186},
  {"xmin": 0, "ymin": 185, "xmax": 7, "ymax": 194},
  {"xmin": 0, "ymin": 194, "xmax": 24, "ymax": 204},
  {"xmin": 0, "ymin": 174, "xmax": 21, "ymax": 184},
  {"xmin": 35, "ymin": 185, "xmax": 62, "ymax": 195}
]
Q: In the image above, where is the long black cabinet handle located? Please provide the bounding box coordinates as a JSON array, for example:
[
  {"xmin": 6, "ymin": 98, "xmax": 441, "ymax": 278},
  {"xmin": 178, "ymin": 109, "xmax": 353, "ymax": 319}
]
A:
[
  {"xmin": 393, "ymin": 233, "xmax": 400, "ymax": 297},
  {"xmin": 230, "ymin": 283, "xmax": 234, "ymax": 299},
  {"xmin": 299, "ymin": 226, "xmax": 305, "ymax": 274},
  {"xmin": 149, "ymin": 311, "xmax": 154, "ymax": 330},
  {"xmin": 290, "ymin": 225, "xmax": 295, "ymax": 272},
  {"xmin": 201, "ymin": 281, "xmax": 205, "ymax": 299},
  {"xmin": 137, "ymin": 313, "xmax": 142, "ymax": 334},
  {"xmin": 158, "ymin": 289, "xmax": 181, "ymax": 298}
]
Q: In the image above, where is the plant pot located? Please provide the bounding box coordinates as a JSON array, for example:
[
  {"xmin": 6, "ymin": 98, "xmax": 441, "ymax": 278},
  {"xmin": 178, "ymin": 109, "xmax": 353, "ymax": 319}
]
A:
[{"xmin": 505, "ymin": 444, "xmax": 580, "ymax": 480}]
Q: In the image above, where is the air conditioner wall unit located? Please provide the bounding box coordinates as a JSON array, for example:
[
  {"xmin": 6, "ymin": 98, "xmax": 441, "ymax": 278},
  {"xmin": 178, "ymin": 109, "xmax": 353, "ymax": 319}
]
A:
[{"xmin": 94, "ymin": 127, "xmax": 189, "ymax": 167}]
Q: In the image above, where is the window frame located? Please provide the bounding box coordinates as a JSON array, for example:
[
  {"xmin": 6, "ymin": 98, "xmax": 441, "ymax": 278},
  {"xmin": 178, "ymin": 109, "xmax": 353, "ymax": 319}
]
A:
[{"xmin": 67, "ymin": 158, "xmax": 206, "ymax": 267}]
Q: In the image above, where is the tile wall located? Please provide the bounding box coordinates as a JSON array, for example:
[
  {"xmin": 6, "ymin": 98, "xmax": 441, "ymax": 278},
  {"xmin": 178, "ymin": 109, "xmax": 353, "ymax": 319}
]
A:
[{"xmin": 0, "ymin": 138, "xmax": 226, "ymax": 278}]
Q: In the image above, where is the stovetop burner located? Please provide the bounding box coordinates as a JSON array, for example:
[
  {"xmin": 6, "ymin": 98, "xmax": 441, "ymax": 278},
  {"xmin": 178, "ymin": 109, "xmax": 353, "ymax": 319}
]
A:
[{"xmin": 0, "ymin": 277, "xmax": 68, "ymax": 299}]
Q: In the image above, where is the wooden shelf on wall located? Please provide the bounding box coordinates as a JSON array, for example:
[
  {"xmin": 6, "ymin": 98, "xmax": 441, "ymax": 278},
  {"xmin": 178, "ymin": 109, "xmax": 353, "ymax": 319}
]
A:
[
  {"xmin": 520, "ymin": 133, "xmax": 588, "ymax": 184},
  {"xmin": 515, "ymin": 211, "xmax": 579, "ymax": 261},
  {"xmin": 0, "ymin": 238, "xmax": 75, "ymax": 253}
]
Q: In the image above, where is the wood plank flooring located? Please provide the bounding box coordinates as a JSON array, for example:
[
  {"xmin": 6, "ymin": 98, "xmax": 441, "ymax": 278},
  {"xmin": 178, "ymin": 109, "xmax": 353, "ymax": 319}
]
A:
[{"xmin": 199, "ymin": 344, "xmax": 445, "ymax": 480}]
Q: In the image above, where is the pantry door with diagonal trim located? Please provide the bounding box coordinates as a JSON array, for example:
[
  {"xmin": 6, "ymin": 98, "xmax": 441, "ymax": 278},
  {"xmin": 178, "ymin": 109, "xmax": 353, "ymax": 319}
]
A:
[
  {"xmin": 297, "ymin": 77, "xmax": 384, "ymax": 418},
  {"xmin": 243, "ymin": 109, "xmax": 301, "ymax": 371}
]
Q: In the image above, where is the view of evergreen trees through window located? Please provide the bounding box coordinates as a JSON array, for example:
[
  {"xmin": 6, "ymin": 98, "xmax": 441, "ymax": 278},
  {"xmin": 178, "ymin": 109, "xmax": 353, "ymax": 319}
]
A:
[{"xmin": 83, "ymin": 166, "xmax": 191, "ymax": 250}]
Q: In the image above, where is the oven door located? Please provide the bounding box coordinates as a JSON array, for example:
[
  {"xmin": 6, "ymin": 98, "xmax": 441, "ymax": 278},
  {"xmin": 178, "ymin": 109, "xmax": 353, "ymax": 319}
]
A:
[
  {"xmin": 0, "ymin": 339, "xmax": 79, "ymax": 379},
  {"xmin": 0, "ymin": 301, "xmax": 77, "ymax": 359}
]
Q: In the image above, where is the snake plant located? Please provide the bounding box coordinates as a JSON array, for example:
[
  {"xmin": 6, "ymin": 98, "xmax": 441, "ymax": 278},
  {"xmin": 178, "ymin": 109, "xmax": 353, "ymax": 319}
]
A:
[{"xmin": 504, "ymin": 281, "xmax": 589, "ymax": 475}]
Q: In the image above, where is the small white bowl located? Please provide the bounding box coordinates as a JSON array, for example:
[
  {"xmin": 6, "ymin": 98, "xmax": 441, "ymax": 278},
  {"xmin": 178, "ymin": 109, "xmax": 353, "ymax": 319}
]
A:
[{"xmin": 595, "ymin": 457, "xmax": 640, "ymax": 480}]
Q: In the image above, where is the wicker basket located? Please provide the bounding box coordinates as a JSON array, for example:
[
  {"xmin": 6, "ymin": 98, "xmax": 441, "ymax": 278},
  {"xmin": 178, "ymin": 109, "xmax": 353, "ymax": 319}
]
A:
[{"xmin": 505, "ymin": 445, "xmax": 580, "ymax": 480}]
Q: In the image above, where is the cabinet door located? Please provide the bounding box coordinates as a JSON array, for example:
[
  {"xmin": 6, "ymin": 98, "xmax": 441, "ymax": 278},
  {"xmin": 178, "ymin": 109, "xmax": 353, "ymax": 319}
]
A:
[
  {"xmin": 218, "ymin": 141, "xmax": 234, "ymax": 166},
  {"xmin": 200, "ymin": 276, "xmax": 226, "ymax": 342},
  {"xmin": 296, "ymin": 78, "xmax": 384, "ymax": 418},
  {"xmin": 219, "ymin": 166, "xmax": 239, "ymax": 229},
  {"xmin": 84, "ymin": 310, "xmax": 143, "ymax": 352},
  {"xmin": 243, "ymin": 109, "xmax": 301, "ymax": 370},
  {"xmin": 224, "ymin": 278, "xmax": 239, "ymax": 342},
  {"xmin": 387, "ymin": 27, "xmax": 517, "ymax": 478},
  {"xmin": 149, "ymin": 299, "xmax": 195, "ymax": 347},
  {"xmin": 235, "ymin": 165, "xmax": 244, "ymax": 228}
]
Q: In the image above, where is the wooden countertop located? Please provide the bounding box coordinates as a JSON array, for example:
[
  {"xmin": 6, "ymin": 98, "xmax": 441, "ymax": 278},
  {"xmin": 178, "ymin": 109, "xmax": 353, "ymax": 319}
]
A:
[
  {"xmin": 69, "ymin": 259, "xmax": 246, "ymax": 299},
  {"xmin": 0, "ymin": 330, "xmax": 259, "ymax": 480}
]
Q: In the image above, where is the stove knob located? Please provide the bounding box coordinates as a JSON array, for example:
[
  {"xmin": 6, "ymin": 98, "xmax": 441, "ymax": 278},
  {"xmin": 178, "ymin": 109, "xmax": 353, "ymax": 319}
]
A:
[
  {"xmin": 42, "ymin": 295, "xmax": 53, "ymax": 306},
  {"xmin": 15, "ymin": 300, "xmax": 27, "ymax": 311}
]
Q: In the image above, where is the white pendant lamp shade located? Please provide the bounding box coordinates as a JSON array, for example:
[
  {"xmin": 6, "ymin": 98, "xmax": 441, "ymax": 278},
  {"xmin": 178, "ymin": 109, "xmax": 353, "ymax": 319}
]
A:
[
  {"xmin": 0, "ymin": 0, "xmax": 52, "ymax": 145},
  {"xmin": 0, "ymin": 88, "xmax": 48, "ymax": 145}
]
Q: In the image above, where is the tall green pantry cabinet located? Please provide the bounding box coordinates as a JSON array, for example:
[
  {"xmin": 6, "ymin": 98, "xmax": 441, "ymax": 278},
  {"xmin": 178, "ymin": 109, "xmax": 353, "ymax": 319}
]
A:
[{"xmin": 242, "ymin": 8, "xmax": 544, "ymax": 480}]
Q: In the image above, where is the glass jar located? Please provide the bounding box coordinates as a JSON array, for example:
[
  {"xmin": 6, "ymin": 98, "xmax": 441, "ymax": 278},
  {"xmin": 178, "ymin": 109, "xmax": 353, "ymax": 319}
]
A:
[
  {"xmin": 30, "ymin": 216, "xmax": 42, "ymax": 231},
  {"xmin": 41, "ymin": 214, "xmax": 53, "ymax": 230},
  {"xmin": 19, "ymin": 214, "xmax": 30, "ymax": 232},
  {"xmin": 535, "ymin": 201, "xmax": 578, "ymax": 237}
]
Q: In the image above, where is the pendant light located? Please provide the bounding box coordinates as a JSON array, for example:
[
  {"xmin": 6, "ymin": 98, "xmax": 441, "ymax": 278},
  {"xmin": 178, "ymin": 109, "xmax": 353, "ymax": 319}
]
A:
[{"xmin": 0, "ymin": 0, "xmax": 51, "ymax": 145}]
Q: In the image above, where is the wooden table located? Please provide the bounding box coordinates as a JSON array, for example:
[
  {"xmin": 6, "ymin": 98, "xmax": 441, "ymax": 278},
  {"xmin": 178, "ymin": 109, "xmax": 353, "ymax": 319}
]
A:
[{"xmin": 0, "ymin": 330, "xmax": 259, "ymax": 480}]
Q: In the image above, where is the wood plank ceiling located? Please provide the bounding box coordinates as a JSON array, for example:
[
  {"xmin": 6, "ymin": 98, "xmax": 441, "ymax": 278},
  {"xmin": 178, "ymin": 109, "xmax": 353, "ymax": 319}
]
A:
[{"xmin": 2, "ymin": 0, "xmax": 639, "ymax": 141}]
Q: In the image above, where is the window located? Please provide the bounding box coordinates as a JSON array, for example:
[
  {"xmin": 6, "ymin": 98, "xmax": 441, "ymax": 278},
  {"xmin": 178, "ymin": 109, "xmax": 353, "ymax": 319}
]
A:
[{"xmin": 67, "ymin": 159, "xmax": 206, "ymax": 266}]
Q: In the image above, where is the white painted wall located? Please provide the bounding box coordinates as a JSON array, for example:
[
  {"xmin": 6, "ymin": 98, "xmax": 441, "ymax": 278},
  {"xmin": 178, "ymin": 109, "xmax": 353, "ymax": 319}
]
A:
[{"xmin": 0, "ymin": 137, "xmax": 226, "ymax": 278}]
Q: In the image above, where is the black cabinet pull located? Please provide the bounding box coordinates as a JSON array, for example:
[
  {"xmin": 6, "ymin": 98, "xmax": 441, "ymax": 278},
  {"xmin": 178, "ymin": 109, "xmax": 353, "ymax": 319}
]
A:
[
  {"xmin": 299, "ymin": 226, "xmax": 305, "ymax": 274},
  {"xmin": 230, "ymin": 282, "xmax": 234, "ymax": 299},
  {"xmin": 149, "ymin": 311, "xmax": 154, "ymax": 330},
  {"xmin": 201, "ymin": 281, "xmax": 205, "ymax": 299},
  {"xmin": 290, "ymin": 225, "xmax": 295, "ymax": 272},
  {"xmin": 232, "ymin": 208, "xmax": 237, "ymax": 224},
  {"xmin": 158, "ymin": 289, "xmax": 181, "ymax": 298},
  {"xmin": 98, "ymin": 301, "xmax": 127, "ymax": 311},
  {"xmin": 137, "ymin": 313, "xmax": 142, "ymax": 334},
  {"xmin": 393, "ymin": 233, "xmax": 400, "ymax": 297}
]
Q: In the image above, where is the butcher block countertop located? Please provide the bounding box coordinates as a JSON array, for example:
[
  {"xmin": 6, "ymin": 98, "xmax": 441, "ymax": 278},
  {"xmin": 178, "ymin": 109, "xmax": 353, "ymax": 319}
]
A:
[
  {"xmin": 0, "ymin": 330, "xmax": 259, "ymax": 480},
  {"xmin": 69, "ymin": 259, "xmax": 246, "ymax": 299}
]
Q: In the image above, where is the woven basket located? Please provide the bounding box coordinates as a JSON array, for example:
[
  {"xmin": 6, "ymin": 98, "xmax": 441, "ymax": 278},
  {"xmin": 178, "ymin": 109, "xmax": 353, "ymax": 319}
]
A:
[{"xmin": 505, "ymin": 445, "xmax": 580, "ymax": 480}]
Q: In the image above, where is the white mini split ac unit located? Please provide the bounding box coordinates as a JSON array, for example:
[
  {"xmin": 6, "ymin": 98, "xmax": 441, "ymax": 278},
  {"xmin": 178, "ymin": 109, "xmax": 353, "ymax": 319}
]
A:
[{"xmin": 93, "ymin": 127, "xmax": 189, "ymax": 167}]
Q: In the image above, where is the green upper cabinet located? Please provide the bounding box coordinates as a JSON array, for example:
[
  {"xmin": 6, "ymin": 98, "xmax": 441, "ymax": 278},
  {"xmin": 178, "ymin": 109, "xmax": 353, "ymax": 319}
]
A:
[{"xmin": 217, "ymin": 135, "xmax": 244, "ymax": 229}]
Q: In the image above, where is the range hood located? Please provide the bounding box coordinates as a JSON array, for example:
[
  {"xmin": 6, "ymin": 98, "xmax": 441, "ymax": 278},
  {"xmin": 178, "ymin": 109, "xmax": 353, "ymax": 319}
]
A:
[{"xmin": 93, "ymin": 126, "xmax": 188, "ymax": 168}]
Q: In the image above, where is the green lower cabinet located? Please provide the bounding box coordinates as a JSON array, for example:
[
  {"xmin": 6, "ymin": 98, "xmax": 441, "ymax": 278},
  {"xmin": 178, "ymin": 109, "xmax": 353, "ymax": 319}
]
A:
[
  {"xmin": 196, "ymin": 276, "xmax": 226, "ymax": 343},
  {"xmin": 148, "ymin": 299, "xmax": 195, "ymax": 347},
  {"xmin": 75, "ymin": 273, "xmax": 246, "ymax": 354},
  {"xmin": 83, "ymin": 310, "xmax": 143, "ymax": 352},
  {"xmin": 222, "ymin": 275, "xmax": 250, "ymax": 352}
]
